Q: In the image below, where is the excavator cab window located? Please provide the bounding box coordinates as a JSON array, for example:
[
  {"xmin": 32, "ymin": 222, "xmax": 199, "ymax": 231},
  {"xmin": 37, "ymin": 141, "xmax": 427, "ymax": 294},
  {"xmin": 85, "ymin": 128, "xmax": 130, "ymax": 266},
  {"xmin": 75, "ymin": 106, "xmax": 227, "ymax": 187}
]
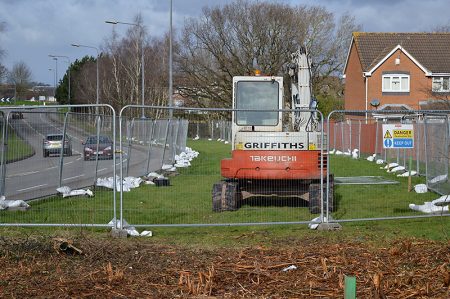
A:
[{"xmin": 235, "ymin": 81, "xmax": 279, "ymax": 126}]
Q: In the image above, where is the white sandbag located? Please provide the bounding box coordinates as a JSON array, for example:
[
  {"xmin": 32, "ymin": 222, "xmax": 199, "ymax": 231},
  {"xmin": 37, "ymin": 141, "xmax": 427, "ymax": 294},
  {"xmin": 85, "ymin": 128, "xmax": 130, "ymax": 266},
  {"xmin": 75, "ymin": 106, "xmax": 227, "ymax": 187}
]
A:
[
  {"xmin": 0, "ymin": 198, "xmax": 30, "ymax": 210},
  {"xmin": 409, "ymin": 202, "xmax": 449, "ymax": 214},
  {"xmin": 414, "ymin": 184, "xmax": 427, "ymax": 193},
  {"xmin": 397, "ymin": 171, "xmax": 417, "ymax": 177},
  {"xmin": 429, "ymin": 174, "xmax": 448, "ymax": 184},
  {"xmin": 57, "ymin": 186, "xmax": 94, "ymax": 198}
]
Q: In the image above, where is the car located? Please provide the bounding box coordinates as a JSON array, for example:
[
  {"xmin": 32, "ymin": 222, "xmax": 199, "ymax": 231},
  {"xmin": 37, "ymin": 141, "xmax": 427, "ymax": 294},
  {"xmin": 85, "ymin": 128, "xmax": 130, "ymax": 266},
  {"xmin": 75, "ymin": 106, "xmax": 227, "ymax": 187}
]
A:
[
  {"xmin": 83, "ymin": 135, "xmax": 113, "ymax": 161},
  {"xmin": 43, "ymin": 134, "xmax": 72, "ymax": 157},
  {"xmin": 11, "ymin": 112, "xmax": 23, "ymax": 119}
]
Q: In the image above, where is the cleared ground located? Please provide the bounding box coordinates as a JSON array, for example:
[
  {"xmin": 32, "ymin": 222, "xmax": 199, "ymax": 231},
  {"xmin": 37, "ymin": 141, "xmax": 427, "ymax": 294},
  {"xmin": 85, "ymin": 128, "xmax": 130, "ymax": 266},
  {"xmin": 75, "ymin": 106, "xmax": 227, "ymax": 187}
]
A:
[{"xmin": 0, "ymin": 235, "xmax": 449, "ymax": 298}]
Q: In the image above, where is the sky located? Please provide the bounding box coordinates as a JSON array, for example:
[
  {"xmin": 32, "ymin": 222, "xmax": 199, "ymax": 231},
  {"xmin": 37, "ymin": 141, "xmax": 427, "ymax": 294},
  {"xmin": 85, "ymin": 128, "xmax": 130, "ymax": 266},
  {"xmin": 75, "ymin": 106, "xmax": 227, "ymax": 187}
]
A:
[{"xmin": 0, "ymin": 0, "xmax": 449, "ymax": 86}]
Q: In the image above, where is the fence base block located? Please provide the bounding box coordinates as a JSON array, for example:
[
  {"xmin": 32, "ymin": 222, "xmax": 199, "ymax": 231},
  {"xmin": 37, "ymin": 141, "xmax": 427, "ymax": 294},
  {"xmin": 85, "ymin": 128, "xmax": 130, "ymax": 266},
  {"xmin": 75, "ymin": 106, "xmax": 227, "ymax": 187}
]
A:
[
  {"xmin": 110, "ymin": 228, "xmax": 128, "ymax": 238},
  {"xmin": 317, "ymin": 222, "xmax": 342, "ymax": 231}
]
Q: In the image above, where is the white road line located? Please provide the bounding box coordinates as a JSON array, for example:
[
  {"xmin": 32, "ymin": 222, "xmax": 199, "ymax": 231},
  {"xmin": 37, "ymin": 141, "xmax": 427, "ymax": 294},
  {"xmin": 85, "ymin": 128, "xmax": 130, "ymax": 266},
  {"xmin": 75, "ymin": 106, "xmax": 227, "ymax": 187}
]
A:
[
  {"xmin": 98, "ymin": 168, "xmax": 108, "ymax": 172},
  {"xmin": 17, "ymin": 184, "xmax": 48, "ymax": 192},
  {"xmin": 63, "ymin": 174, "xmax": 84, "ymax": 181},
  {"xmin": 7, "ymin": 170, "xmax": 39, "ymax": 178}
]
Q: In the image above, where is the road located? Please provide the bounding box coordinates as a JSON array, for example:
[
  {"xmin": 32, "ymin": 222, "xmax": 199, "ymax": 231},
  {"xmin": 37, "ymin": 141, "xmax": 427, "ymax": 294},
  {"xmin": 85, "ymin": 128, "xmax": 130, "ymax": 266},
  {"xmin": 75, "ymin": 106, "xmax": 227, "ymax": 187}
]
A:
[{"xmin": 4, "ymin": 110, "xmax": 164, "ymax": 201}]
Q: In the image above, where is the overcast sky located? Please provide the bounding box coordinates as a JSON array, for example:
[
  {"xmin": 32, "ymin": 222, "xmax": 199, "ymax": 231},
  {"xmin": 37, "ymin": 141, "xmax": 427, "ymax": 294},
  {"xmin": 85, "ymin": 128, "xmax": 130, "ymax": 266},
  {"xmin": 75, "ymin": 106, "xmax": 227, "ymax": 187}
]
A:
[{"xmin": 0, "ymin": 0, "xmax": 449, "ymax": 85}]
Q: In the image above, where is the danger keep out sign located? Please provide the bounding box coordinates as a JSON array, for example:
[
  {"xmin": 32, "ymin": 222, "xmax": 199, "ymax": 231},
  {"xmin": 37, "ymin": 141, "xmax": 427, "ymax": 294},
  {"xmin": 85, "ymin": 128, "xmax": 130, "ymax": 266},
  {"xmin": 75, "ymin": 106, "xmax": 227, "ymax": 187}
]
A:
[{"xmin": 382, "ymin": 124, "xmax": 414, "ymax": 149}]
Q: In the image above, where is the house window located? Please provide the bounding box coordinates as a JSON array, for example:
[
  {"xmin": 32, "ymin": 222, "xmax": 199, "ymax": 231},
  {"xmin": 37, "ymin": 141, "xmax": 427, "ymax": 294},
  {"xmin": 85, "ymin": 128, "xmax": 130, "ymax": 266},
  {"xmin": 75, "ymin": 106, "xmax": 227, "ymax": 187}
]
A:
[
  {"xmin": 382, "ymin": 74, "xmax": 410, "ymax": 92},
  {"xmin": 432, "ymin": 77, "xmax": 450, "ymax": 92}
]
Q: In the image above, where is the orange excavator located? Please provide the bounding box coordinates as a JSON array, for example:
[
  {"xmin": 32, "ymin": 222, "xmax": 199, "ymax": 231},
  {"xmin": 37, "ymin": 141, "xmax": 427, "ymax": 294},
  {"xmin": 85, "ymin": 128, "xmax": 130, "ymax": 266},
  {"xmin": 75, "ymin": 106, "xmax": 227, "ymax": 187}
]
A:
[{"xmin": 212, "ymin": 48, "xmax": 334, "ymax": 213}]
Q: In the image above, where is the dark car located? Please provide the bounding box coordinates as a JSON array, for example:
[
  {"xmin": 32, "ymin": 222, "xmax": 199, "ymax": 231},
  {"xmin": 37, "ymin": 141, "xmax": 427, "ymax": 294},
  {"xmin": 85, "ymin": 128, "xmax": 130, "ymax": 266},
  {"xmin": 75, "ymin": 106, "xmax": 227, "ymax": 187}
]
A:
[
  {"xmin": 83, "ymin": 135, "xmax": 113, "ymax": 161},
  {"xmin": 11, "ymin": 112, "xmax": 23, "ymax": 119},
  {"xmin": 43, "ymin": 134, "xmax": 72, "ymax": 157}
]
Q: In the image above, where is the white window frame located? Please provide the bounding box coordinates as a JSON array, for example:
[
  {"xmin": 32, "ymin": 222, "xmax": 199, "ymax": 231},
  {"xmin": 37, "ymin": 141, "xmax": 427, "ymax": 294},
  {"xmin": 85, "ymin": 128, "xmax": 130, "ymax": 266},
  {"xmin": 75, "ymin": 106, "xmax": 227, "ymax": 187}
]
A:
[
  {"xmin": 432, "ymin": 76, "xmax": 450, "ymax": 93},
  {"xmin": 382, "ymin": 74, "xmax": 410, "ymax": 92}
]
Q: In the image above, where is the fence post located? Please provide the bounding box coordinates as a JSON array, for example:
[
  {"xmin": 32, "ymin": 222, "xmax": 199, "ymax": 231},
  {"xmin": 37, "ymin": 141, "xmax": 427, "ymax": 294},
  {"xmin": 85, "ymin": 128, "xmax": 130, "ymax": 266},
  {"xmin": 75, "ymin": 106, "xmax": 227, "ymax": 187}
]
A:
[
  {"xmin": 161, "ymin": 118, "xmax": 172, "ymax": 169},
  {"xmin": 93, "ymin": 115, "xmax": 102, "ymax": 187},
  {"xmin": 424, "ymin": 115, "xmax": 429, "ymax": 188},
  {"xmin": 0, "ymin": 112, "xmax": 7, "ymax": 196},
  {"xmin": 375, "ymin": 119, "xmax": 379, "ymax": 157},
  {"xmin": 58, "ymin": 112, "xmax": 70, "ymax": 188},
  {"xmin": 416, "ymin": 119, "xmax": 421, "ymax": 174},
  {"xmin": 125, "ymin": 118, "xmax": 135, "ymax": 177},
  {"xmin": 349, "ymin": 119, "xmax": 352, "ymax": 152},
  {"xmin": 146, "ymin": 119, "xmax": 157, "ymax": 175},
  {"xmin": 358, "ymin": 120, "xmax": 361, "ymax": 158}
]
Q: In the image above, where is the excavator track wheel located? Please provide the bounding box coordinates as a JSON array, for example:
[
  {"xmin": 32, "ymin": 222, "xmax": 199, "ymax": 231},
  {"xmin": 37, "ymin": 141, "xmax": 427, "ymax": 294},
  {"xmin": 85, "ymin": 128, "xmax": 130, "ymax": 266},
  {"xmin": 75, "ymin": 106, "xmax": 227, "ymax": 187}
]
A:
[{"xmin": 212, "ymin": 181, "xmax": 241, "ymax": 212}]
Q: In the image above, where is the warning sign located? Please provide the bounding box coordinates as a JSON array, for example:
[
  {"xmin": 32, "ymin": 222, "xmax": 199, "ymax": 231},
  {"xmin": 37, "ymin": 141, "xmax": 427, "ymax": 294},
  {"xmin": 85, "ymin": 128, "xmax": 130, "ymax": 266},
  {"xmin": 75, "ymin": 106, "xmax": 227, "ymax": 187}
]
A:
[
  {"xmin": 382, "ymin": 124, "xmax": 414, "ymax": 149},
  {"xmin": 384, "ymin": 130, "xmax": 392, "ymax": 139},
  {"xmin": 393, "ymin": 129, "xmax": 413, "ymax": 138}
]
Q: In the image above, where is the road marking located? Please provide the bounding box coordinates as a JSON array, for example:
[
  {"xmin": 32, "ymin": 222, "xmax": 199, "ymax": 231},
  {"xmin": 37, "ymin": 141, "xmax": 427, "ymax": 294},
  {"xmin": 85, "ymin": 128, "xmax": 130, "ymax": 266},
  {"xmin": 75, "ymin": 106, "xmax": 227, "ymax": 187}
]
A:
[
  {"xmin": 17, "ymin": 184, "xmax": 48, "ymax": 192},
  {"xmin": 63, "ymin": 174, "xmax": 84, "ymax": 181},
  {"xmin": 7, "ymin": 170, "xmax": 39, "ymax": 178},
  {"xmin": 98, "ymin": 168, "xmax": 108, "ymax": 172}
]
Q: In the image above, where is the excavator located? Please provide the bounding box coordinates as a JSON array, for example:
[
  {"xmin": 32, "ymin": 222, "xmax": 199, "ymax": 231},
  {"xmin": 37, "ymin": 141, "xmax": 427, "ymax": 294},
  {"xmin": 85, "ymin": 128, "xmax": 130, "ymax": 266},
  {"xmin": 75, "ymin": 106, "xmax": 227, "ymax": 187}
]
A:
[{"xmin": 212, "ymin": 47, "xmax": 334, "ymax": 213}]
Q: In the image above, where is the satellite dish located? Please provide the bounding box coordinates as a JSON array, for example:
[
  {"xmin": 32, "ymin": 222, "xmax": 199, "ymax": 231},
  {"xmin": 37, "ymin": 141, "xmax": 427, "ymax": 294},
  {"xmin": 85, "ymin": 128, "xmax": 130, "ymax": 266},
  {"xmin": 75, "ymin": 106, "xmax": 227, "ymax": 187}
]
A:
[{"xmin": 370, "ymin": 99, "xmax": 380, "ymax": 109}]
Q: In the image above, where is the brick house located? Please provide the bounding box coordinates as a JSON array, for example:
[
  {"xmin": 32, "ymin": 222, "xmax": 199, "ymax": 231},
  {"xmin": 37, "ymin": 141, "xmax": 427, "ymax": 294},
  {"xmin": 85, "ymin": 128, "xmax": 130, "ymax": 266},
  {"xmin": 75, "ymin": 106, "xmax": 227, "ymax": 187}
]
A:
[{"xmin": 343, "ymin": 32, "xmax": 450, "ymax": 112}]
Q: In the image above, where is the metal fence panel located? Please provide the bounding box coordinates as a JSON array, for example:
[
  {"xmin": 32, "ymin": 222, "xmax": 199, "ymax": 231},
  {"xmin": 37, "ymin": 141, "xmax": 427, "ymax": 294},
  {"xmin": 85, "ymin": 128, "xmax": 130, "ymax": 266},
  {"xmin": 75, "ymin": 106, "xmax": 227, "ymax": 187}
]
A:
[
  {"xmin": 425, "ymin": 115, "xmax": 450, "ymax": 195},
  {"xmin": 327, "ymin": 110, "xmax": 450, "ymax": 223},
  {"xmin": 119, "ymin": 106, "xmax": 326, "ymax": 227},
  {"xmin": 0, "ymin": 105, "xmax": 117, "ymax": 227}
]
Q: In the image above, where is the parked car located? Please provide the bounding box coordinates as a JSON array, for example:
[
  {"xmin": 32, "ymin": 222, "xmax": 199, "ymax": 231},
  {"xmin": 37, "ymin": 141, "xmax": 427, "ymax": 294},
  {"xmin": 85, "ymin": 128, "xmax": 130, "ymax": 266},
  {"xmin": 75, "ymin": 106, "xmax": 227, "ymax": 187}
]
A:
[
  {"xmin": 43, "ymin": 134, "xmax": 72, "ymax": 157},
  {"xmin": 83, "ymin": 135, "xmax": 113, "ymax": 161},
  {"xmin": 11, "ymin": 112, "xmax": 23, "ymax": 119}
]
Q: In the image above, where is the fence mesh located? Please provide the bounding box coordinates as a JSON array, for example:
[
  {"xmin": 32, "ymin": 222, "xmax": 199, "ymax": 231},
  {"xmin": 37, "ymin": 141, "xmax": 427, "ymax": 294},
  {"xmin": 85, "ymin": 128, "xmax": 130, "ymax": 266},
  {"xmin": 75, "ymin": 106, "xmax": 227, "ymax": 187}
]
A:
[{"xmin": 425, "ymin": 115, "xmax": 450, "ymax": 195}]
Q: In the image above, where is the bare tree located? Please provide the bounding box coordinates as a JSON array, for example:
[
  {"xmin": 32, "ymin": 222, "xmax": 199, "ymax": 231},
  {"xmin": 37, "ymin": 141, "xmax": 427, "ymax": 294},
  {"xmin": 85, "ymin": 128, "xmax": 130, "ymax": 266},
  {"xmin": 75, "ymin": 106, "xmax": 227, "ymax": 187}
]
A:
[
  {"xmin": 431, "ymin": 24, "xmax": 450, "ymax": 32},
  {"xmin": 0, "ymin": 21, "xmax": 7, "ymax": 83},
  {"xmin": 176, "ymin": 1, "xmax": 359, "ymax": 108},
  {"xmin": 100, "ymin": 13, "xmax": 171, "ymax": 116},
  {"xmin": 9, "ymin": 61, "xmax": 32, "ymax": 99}
]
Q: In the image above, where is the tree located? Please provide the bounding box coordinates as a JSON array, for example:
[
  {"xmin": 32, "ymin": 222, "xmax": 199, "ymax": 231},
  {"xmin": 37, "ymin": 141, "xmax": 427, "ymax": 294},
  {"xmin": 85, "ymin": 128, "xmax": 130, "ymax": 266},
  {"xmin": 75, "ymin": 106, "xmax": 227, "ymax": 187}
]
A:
[
  {"xmin": 176, "ymin": 0, "xmax": 360, "ymax": 109},
  {"xmin": 0, "ymin": 21, "xmax": 7, "ymax": 83},
  {"xmin": 9, "ymin": 61, "xmax": 32, "ymax": 100},
  {"xmin": 69, "ymin": 56, "xmax": 97, "ymax": 105}
]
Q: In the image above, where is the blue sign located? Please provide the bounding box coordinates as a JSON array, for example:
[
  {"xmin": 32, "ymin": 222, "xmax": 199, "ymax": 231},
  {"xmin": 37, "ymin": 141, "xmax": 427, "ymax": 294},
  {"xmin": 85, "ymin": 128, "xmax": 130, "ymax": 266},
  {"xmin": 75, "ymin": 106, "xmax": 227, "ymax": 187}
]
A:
[
  {"xmin": 384, "ymin": 139, "xmax": 393, "ymax": 148},
  {"xmin": 393, "ymin": 138, "xmax": 413, "ymax": 148}
]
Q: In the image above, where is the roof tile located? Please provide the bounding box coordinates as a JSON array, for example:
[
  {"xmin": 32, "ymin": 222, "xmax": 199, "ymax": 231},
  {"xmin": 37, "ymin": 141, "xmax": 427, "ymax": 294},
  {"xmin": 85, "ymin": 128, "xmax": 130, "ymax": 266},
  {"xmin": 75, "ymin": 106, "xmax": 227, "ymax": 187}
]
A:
[{"xmin": 353, "ymin": 32, "xmax": 450, "ymax": 73}]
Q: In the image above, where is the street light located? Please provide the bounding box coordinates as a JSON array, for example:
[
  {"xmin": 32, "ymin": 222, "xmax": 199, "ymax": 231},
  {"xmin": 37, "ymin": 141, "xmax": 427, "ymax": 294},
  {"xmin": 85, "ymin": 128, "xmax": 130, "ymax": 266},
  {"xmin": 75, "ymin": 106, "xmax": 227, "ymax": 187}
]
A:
[
  {"xmin": 71, "ymin": 43, "xmax": 100, "ymax": 112},
  {"xmin": 169, "ymin": 0, "xmax": 173, "ymax": 118},
  {"xmin": 49, "ymin": 54, "xmax": 71, "ymax": 104},
  {"xmin": 105, "ymin": 19, "xmax": 145, "ymax": 118},
  {"xmin": 48, "ymin": 68, "xmax": 55, "ymax": 98},
  {"xmin": 52, "ymin": 57, "xmax": 58, "ymax": 86}
]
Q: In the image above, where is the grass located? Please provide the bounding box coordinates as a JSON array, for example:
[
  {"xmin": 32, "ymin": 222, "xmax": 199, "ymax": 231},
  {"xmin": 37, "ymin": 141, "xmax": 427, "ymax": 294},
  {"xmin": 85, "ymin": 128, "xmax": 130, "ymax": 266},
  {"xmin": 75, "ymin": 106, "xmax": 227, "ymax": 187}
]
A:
[
  {"xmin": 0, "ymin": 100, "xmax": 43, "ymax": 106},
  {"xmin": 5, "ymin": 127, "xmax": 34, "ymax": 162},
  {"xmin": 0, "ymin": 139, "xmax": 449, "ymax": 246}
]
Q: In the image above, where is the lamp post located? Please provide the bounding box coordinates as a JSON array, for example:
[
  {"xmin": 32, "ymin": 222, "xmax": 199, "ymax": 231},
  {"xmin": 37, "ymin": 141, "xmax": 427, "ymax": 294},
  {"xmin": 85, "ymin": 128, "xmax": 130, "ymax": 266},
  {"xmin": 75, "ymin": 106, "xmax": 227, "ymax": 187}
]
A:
[
  {"xmin": 52, "ymin": 57, "xmax": 58, "ymax": 89},
  {"xmin": 71, "ymin": 43, "xmax": 99, "ymax": 112},
  {"xmin": 105, "ymin": 19, "xmax": 145, "ymax": 118},
  {"xmin": 169, "ymin": 0, "xmax": 173, "ymax": 118},
  {"xmin": 48, "ymin": 68, "xmax": 55, "ymax": 98},
  {"xmin": 49, "ymin": 55, "xmax": 71, "ymax": 104}
]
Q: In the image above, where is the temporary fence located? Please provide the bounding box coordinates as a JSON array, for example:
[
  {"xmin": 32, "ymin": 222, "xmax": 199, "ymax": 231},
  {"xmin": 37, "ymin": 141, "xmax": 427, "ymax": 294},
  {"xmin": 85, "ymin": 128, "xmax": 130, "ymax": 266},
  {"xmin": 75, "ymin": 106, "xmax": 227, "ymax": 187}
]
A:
[
  {"xmin": 188, "ymin": 119, "xmax": 232, "ymax": 142},
  {"xmin": 117, "ymin": 106, "xmax": 327, "ymax": 229},
  {"xmin": 424, "ymin": 114, "xmax": 450, "ymax": 195},
  {"xmin": 0, "ymin": 105, "xmax": 449, "ymax": 231},
  {"xmin": 0, "ymin": 105, "xmax": 118, "ymax": 227},
  {"xmin": 327, "ymin": 110, "xmax": 450, "ymax": 223}
]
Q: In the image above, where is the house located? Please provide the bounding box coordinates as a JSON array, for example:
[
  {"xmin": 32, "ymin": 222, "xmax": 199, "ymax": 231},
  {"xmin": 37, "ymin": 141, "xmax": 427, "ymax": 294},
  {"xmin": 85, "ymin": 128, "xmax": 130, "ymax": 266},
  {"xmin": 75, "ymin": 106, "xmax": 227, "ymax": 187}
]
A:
[{"xmin": 343, "ymin": 32, "xmax": 450, "ymax": 114}]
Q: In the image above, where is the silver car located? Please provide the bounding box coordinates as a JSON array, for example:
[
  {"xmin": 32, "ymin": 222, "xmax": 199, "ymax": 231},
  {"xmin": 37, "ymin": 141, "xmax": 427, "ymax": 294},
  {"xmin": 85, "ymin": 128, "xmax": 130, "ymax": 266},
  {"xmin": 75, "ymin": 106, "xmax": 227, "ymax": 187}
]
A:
[{"xmin": 43, "ymin": 134, "xmax": 72, "ymax": 157}]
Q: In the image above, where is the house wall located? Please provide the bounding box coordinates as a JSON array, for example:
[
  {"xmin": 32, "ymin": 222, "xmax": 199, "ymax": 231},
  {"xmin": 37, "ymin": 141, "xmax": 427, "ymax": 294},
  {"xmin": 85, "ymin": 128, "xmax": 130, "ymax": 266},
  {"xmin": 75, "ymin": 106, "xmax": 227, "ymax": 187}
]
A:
[
  {"xmin": 368, "ymin": 49, "xmax": 431, "ymax": 110},
  {"xmin": 344, "ymin": 42, "xmax": 366, "ymax": 110}
]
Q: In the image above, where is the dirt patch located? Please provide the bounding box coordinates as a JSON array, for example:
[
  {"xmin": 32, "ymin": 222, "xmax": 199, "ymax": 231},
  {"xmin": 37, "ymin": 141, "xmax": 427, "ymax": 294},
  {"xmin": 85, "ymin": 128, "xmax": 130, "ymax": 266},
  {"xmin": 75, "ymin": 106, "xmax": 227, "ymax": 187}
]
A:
[{"xmin": 0, "ymin": 236, "xmax": 449, "ymax": 298}]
